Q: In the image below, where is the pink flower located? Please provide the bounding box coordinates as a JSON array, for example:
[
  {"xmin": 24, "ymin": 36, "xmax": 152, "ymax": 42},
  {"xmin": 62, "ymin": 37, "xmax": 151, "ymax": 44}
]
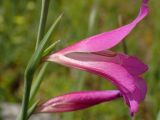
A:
[
  {"xmin": 39, "ymin": 0, "xmax": 149, "ymax": 116},
  {"xmin": 37, "ymin": 90, "xmax": 121, "ymax": 113}
]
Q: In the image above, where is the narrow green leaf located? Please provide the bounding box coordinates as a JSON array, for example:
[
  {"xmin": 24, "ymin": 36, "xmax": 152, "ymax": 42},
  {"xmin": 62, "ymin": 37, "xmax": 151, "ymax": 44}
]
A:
[
  {"xmin": 25, "ymin": 13, "xmax": 63, "ymax": 74},
  {"xmin": 28, "ymin": 14, "xmax": 62, "ymax": 101},
  {"xmin": 27, "ymin": 101, "xmax": 39, "ymax": 119},
  {"xmin": 35, "ymin": 0, "xmax": 50, "ymax": 50},
  {"xmin": 88, "ymin": 0, "xmax": 98, "ymax": 34},
  {"xmin": 29, "ymin": 62, "xmax": 48, "ymax": 101},
  {"xmin": 43, "ymin": 40, "xmax": 61, "ymax": 56}
]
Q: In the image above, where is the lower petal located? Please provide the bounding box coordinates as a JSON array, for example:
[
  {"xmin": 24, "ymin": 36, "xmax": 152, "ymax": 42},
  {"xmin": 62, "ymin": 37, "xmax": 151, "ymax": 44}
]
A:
[{"xmin": 36, "ymin": 90, "xmax": 121, "ymax": 113}]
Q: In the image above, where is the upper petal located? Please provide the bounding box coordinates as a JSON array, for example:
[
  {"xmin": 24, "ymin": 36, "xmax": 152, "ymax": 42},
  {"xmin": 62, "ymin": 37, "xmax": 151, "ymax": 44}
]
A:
[{"xmin": 57, "ymin": 1, "xmax": 148, "ymax": 54}]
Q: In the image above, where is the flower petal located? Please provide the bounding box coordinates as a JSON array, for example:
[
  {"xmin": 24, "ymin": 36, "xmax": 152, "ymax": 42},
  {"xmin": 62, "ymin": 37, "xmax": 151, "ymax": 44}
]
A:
[
  {"xmin": 113, "ymin": 54, "xmax": 148, "ymax": 75},
  {"xmin": 48, "ymin": 51, "xmax": 148, "ymax": 76},
  {"xmin": 47, "ymin": 52, "xmax": 147, "ymax": 115},
  {"xmin": 57, "ymin": 1, "xmax": 148, "ymax": 54},
  {"xmin": 37, "ymin": 90, "xmax": 121, "ymax": 113},
  {"xmin": 46, "ymin": 0, "xmax": 149, "ymax": 116},
  {"xmin": 125, "ymin": 77, "xmax": 147, "ymax": 116},
  {"xmin": 48, "ymin": 53, "xmax": 137, "ymax": 94}
]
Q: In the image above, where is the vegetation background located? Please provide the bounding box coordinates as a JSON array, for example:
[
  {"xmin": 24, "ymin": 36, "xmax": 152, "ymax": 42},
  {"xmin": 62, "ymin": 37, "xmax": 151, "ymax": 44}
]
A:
[{"xmin": 0, "ymin": 0, "xmax": 160, "ymax": 120}]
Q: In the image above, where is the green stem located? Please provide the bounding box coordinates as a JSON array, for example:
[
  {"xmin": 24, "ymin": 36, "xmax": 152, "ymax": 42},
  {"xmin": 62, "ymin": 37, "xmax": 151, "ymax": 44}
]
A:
[
  {"xmin": 35, "ymin": 0, "xmax": 50, "ymax": 50},
  {"xmin": 131, "ymin": 117, "xmax": 135, "ymax": 120},
  {"xmin": 18, "ymin": 72, "xmax": 34, "ymax": 120},
  {"xmin": 16, "ymin": 0, "xmax": 50, "ymax": 120},
  {"xmin": 16, "ymin": 63, "xmax": 35, "ymax": 120}
]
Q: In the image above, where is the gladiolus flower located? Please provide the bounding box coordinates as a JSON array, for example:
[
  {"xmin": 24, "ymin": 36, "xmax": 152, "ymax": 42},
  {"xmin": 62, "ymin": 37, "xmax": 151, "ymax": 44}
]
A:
[
  {"xmin": 37, "ymin": 90, "xmax": 121, "ymax": 113},
  {"xmin": 40, "ymin": 0, "xmax": 149, "ymax": 116}
]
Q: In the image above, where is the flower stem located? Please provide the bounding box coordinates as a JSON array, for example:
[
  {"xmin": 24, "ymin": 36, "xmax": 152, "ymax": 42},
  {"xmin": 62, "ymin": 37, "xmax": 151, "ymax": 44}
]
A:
[
  {"xmin": 131, "ymin": 117, "xmax": 135, "ymax": 120},
  {"xmin": 18, "ymin": 71, "xmax": 34, "ymax": 120}
]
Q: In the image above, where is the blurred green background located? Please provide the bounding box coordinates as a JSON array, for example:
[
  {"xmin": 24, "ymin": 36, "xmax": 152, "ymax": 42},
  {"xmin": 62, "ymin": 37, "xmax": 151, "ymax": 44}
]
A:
[{"xmin": 0, "ymin": 0, "xmax": 160, "ymax": 120}]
